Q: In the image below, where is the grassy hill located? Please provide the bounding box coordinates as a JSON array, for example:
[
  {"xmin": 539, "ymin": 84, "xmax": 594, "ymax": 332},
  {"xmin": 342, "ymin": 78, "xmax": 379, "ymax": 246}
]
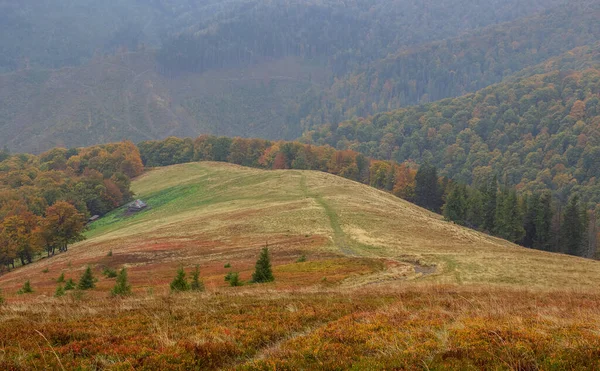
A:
[{"xmin": 1, "ymin": 163, "xmax": 600, "ymax": 368}]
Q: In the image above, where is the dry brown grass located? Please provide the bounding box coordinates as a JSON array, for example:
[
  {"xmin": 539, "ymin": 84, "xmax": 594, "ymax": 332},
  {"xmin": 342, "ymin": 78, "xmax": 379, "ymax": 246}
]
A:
[{"xmin": 1, "ymin": 163, "xmax": 600, "ymax": 369}]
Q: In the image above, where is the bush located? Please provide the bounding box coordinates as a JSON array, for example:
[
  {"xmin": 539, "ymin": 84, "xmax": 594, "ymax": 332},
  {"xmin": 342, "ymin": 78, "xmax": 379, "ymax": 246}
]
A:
[
  {"xmin": 170, "ymin": 267, "xmax": 190, "ymax": 292},
  {"xmin": 78, "ymin": 266, "xmax": 96, "ymax": 290},
  {"xmin": 252, "ymin": 247, "xmax": 274, "ymax": 283},
  {"xmin": 228, "ymin": 272, "xmax": 243, "ymax": 287},
  {"xmin": 64, "ymin": 278, "xmax": 75, "ymax": 291},
  {"xmin": 296, "ymin": 254, "xmax": 307, "ymax": 263},
  {"xmin": 55, "ymin": 285, "xmax": 65, "ymax": 298},
  {"xmin": 0, "ymin": 289, "xmax": 4, "ymax": 305},
  {"xmin": 224, "ymin": 263, "xmax": 231, "ymax": 268},
  {"xmin": 191, "ymin": 265, "xmax": 205, "ymax": 292},
  {"xmin": 56, "ymin": 272, "xmax": 65, "ymax": 283},
  {"xmin": 111, "ymin": 268, "xmax": 132, "ymax": 297},
  {"xmin": 107, "ymin": 250, "xmax": 113, "ymax": 257},
  {"xmin": 103, "ymin": 267, "xmax": 118, "ymax": 278},
  {"xmin": 42, "ymin": 268, "xmax": 49, "ymax": 273},
  {"xmin": 17, "ymin": 280, "xmax": 33, "ymax": 294}
]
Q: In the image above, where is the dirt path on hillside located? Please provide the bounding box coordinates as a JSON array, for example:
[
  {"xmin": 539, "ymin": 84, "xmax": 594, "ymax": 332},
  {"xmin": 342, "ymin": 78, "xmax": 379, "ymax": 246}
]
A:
[{"xmin": 299, "ymin": 174, "xmax": 357, "ymax": 256}]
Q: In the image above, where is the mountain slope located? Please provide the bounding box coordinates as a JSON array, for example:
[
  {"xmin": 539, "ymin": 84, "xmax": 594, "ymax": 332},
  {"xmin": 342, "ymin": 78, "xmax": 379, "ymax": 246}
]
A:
[
  {"xmin": 0, "ymin": 52, "xmax": 327, "ymax": 152},
  {"xmin": 1, "ymin": 162, "xmax": 599, "ymax": 296},
  {"xmin": 2, "ymin": 163, "xmax": 600, "ymax": 369}
]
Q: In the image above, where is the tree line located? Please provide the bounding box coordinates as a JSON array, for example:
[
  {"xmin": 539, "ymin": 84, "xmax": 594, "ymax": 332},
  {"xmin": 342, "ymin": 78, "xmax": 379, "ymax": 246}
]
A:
[
  {"xmin": 0, "ymin": 142, "xmax": 143, "ymax": 271},
  {"xmin": 414, "ymin": 163, "xmax": 597, "ymax": 257}
]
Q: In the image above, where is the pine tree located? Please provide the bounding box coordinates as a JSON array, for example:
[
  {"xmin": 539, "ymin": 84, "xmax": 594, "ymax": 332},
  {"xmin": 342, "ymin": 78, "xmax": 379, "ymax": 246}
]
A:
[
  {"xmin": 64, "ymin": 278, "xmax": 75, "ymax": 291},
  {"xmin": 562, "ymin": 196, "xmax": 585, "ymax": 256},
  {"xmin": 17, "ymin": 280, "xmax": 33, "ymax": 294},
  {"xmin": 252, "ymin": 246, "xmax": 274, "ymax": 283},
  {"xmin": 482, "ymin": 175, "xmax": 497, "ymax": 232},
  {"xmin": 190, "ymin": 265, "xmax": 205, "ymax": 292},
  {"xmin": 56, "ymin": 272, "xmax": 65, "ymax": 283},
  {"xmin": 78, "ymin": 266, "xmax": 96, "ymax": 290},
  {"xmin": 443, "ymin": 184, "xmax": 468, "ymax": 225},
  {"xmin": 0, "ymin": 289, "xmax": 4, "ymax": 305},
  {"xmin": 228, "ymin": 272, "xmax": 243, "ymax": 287},
  {"xmin": 415, "ymin": 162, "xmax": 442, "ymax": 212},
  {"xmin": 55, "ymin": 285, "xmax": 65, "ymax": 298},
  {"xmin": 495, "ymin": 189, "xmax": 524, "ymax": 243},
  {"xmin": 170, "ymin": 267, "xmax": 190, "ymax": 292},
  {"xmin": 465, "ymin": 188, "xmax": 484, "ymax": 229},
  {"xmin": 522, "ymin": 194, "xmax": 539, "ymax": 248},
  {"xmin": 534, "ymin": 192, "xmax": 554, "ymax": 250},
  {"xmin": 111, "ymin": 268, "xmax": 132, "ymax": 297}
]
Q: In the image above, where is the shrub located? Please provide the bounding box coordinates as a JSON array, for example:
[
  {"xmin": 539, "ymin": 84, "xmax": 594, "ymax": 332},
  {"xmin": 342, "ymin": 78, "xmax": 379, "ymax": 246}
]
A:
[
  {"xmin": 56, "ymin": 272, "xmax": 65, "ymax": 283},
  {"xmin": 103, "ymin": 267, "xmax": 118, "ymax": 278},
  {"xmin": 107, "ymin": 250, "xmax": 113, "ymax": 257},
  {"xmin": 42, "ymin": 268, "xmax": 49, "ymax": 273},
  {"xmin": 296, "ymin": 254, "xmax": 307, "ymax": 263},
  {"xmin": 78, "ymin": 266, "xmax": 96, "ymax": 290},
  {"xmin": 0, "ymin": 289, "xmax": 4, "ymax": 305},
  {"xmin": 224, "ymin": 263, "xmax": 231, "ymax": 268},
  {"xmin": 191, "ymin": 265, "xmax": 205, "ymax": 292},
  {"xmin": 17, "ymin": 280, "xmax": 33, "ymax": 294},
  {"xmin": 55, "ymin": 285, "xmax": 65, "ymax": 298},
  {"xmin": 111, "ymin": 268, "xmax": 132, "ymax": 297},
  {"xmin": 228, "ymin": 272, "xmax": 243, "ymax": 287},
  {"xmin": 64, "ymin": 278, "xmax": 75, "ymax": 291},
  {"xmin": 170, "ymin": 267, "xmax": 190, "ymax": 292},
  {"xmin": 252, "ymin": 247, "xmax": 274, "ymax": 283}
]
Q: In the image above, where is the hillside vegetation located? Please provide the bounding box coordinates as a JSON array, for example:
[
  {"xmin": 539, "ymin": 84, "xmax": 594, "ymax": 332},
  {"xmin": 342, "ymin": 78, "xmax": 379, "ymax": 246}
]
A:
[
  {"xmin": 308, "ymin": 60, "xmax": 600, "ymax": 204},
  {"xmin": 1, "ymin": 162, "xmax": 600, "ymax": 368}
]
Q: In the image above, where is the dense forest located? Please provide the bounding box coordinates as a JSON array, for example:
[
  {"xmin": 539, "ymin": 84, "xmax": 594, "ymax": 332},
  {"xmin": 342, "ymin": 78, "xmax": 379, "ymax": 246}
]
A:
[
  {"xmin": 306, "ymin": 66, "xmax": 600, "ymax": 204},
  {"xmin": 0, "ymin": 142, "xmax": 143, "ymax": 270}
]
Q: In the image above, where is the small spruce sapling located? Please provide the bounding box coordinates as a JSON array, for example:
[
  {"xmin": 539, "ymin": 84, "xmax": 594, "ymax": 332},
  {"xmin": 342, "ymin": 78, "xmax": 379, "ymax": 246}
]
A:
[
  {"xmin": 56, "ymin": 272, "xmax": 65, "ymax": 283},
  {"xmin": 78, "ymin": 266, "xmax": 96, "ymax": 290},
  {"xmin": 17, "ymin": 280, "xmax": 33, "ymax": 294},
  {"xmin": 228, "ymin": 272, "xmax": 243, "ymax": 287},
  {"xmin": 102, "ymin": 267, "xmax": 117, "ymax": 278},
  {"xmin": 252, "ymin": 247, "xmax": 274, "ymax": 283},
  {"xmin": 64, "ymin": 278, "xmax": 75, "ymax": 290},
  {"xmin": 170, "ymin": 267, "xmax": 190, "ymax": 292},
  {"xmin": 190, "ymin": 265, "xmax": 205, "ymax": 292},
  {"xmin": 55, "ymin": 285, "xmax": 65, "ymax": 298},
  {"xmin": 296, "ymin": 254, "xmax": 307, "ymax": 263},
  {"xmin": 111, "ymin": 268, "xmax": 132, "ymax": 297},
  {"xmin": 224, "ymin": 263, "xmax": 231, "ymax": 268}
]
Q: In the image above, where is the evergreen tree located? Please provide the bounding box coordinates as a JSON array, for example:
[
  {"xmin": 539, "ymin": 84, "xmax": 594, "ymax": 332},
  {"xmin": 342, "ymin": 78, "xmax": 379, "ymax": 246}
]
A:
[
  {"xmin": 495, "ymin": 189, "xmax": 524, "ymax": 243},
  {"xmin": 443, "ymin": 184, "xmax": 468, "ymax": 225},
  {"xmin": 0, "ymin": 289, "xmax": 4, "ymax": 305},
  {"xmin": 482, "ymin": 175, "xmax": 497, "ymax": 232},
  {"xmin": 78, "ymin": 266, "xmax": 96, "ymax": 290},
  {"xmin": 465, "ymin": 188, "xmax": 484, "ymax": 229},
  {"xmin": 228, "ymin": 272, "xmax": 243, "ymax": 287},
  {"xmin": 17, "ymin": 280, "xmax": 33, "ymax": 294},
  {"xmin": 190, "ymin": 265, "xmax": 205, "ymax": 292},
  {"xmin": 64, "ymin": 278, "xmax": 75, "ymax": 291},
  {"xmin": 170, "ymin": 267, "xmax": 190, "ymax": 292},
  {"xmin": 55, "ymin": 285, "xmax": 65, "ymax": 298},
  {"xmin": 562, "ymin": 196, "xmax": 586, "ymax": 256},
  {"xmin": 415, "ymin": 162, "xmax": 442, "ymax": 212},
  {"xmin": 534, "ymin": 192, "xmax": 554, "ymax": 251},
  {"xmin": 56, "ymin": 272, "xmax": 65, "ymax": 283},
  {"xmin": 522, "ymin": 194, "xmax": 539, "ymax": 248},
  {"xmin": 111, "ymin": 268, "xmax": 132, "ymax": 297},
  {"xmin": 252, "ymin": 247, "xmax": 274, "ymax": 283}
]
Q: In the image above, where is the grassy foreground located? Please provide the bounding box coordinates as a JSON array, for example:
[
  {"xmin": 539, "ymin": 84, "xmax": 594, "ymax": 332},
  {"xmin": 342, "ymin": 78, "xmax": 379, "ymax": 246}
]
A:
[{"xmin": 1, "ymin": 162, "xmax": 600, "ymax": 369}]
